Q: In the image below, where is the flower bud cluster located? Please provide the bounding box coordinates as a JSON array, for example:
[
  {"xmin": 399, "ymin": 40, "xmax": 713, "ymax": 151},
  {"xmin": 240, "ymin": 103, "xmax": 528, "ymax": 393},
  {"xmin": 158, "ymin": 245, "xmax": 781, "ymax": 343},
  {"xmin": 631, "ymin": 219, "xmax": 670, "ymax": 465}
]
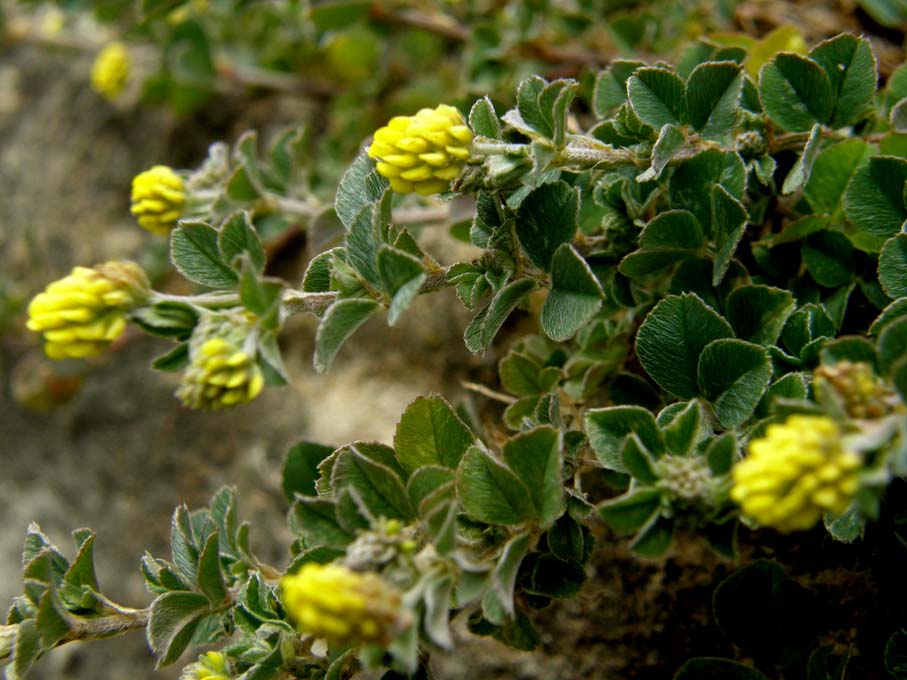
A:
[
  {"xmin": 176, "ymin": 336, "xmax": 264, "ymax": 410},
  {"xmin": 131, "ymin": 166, "xmax": 187, "ymax": 235},
  {"xmin": 90, "ymin": 42, "xmax": 131, "ymax": 100},
  {"xmin": 280, "ymin": 562, "xmax": 408, "ymax": 646},
  {"xmin": 368, "ymin": 104, "xmax": 473, "ymax": 195},
  {"xmin": 731, "ymin": 415, "xmax": 861, "ymax": 532},
  {"xmin": 814, "ymin": 361, "xmax": 893, "ymax": 419},
  {"xmin": 26, "ymin": 261, "xmax": 149, "ymax": 360}
]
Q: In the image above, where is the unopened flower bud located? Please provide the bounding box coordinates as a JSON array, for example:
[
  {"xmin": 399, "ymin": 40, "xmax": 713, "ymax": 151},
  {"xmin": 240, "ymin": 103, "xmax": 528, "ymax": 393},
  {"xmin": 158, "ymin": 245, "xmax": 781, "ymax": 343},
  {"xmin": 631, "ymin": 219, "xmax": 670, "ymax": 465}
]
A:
[
  {"xmin": 814, "ymin": 361, "xmax": 893, "ymax": 419},
  {"xmin": 131, "ymin": 166, "xmax": 187, "ymax": 235},
  {"xmin": 368, "ymin": 104, "xmax": 473, "ymax": 195},
  {"xmin": 281, "ymin": 562, "xmax": 408, "ymax": 646},
  {"xmin": 26, "ymin": 261, "xmax": 149, "ymax": 360},
  {"xmin": 91, "ymin": 42, "xmax": 131, "ymax": 100},
  {"xmin": 180, "ymin": 651, "xmax": 231, "ymax": 680},
  {"xmin": 732, "ymin": 415, "xmax": 861, "ymax": 532},
  {"xmin": 176, "ymin": 336, "xmax": 264, "ymax": 410}
]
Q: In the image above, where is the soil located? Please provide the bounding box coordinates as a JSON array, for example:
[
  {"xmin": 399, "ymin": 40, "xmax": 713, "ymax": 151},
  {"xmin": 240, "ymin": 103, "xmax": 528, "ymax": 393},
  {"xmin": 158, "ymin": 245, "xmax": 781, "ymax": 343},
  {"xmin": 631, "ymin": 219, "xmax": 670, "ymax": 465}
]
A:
[{"xmin": 2, "ymin": 4, "xmax": 906, "ymax": 679}]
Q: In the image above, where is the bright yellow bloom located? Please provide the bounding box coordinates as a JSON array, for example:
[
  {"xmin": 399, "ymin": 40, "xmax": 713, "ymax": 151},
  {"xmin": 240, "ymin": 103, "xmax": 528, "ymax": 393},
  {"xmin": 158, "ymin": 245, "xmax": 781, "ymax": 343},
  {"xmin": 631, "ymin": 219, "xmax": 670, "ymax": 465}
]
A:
[
  {"xmin": 131, "ymin": 166, "xmax": 187, "ymax": 235},
  {"xmin": 176, "ymin": 337, "xmax": 264, "ymax": 410},
  {"xmin": 90, "ymin": 42, "xmax": 131, "ymax": 100},
  {"xmin": 281, "ymin": 563, "xmax": 407, "ymax": 646},
  {"xmin": 368, "ymin": 104, "xmax": 473, "ymax": 195},
  {"xmin": 732, "ymin": 415, "xmax": 861, "ymax": 533},
  {"xmin": 180, "ymin": 651, "xmax": 231, "ymax": 680},
  {"xmin": 26, "ymin": 262, "xmax": 149, "ymax": 360}
]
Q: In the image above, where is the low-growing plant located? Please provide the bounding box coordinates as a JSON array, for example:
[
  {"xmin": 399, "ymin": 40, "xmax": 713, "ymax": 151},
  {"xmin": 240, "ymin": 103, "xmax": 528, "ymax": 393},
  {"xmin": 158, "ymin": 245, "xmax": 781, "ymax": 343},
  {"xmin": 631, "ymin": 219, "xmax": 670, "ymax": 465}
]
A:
[{"xmin": 6, "ymin": 15, "xmax": 907, "ymax": 680}]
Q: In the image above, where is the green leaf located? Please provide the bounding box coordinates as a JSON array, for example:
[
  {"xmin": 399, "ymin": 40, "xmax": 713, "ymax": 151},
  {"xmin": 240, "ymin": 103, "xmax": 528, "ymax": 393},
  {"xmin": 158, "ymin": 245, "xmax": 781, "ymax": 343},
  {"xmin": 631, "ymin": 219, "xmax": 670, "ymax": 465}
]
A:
[
  {"xmin": 630, "ymin": 513, "xmax": 675, "ymax": 557},
  {"xmin": 313, "ymin": 298, "xmax": 380, "ymax": 373},
  {"xmin": 759, "ymin": 53, "xmax": 833, "ymax": 131},
  {"xmin": 502, "ymin": 426, "xmax": 564, "ymax": 527},
  {"xmin": 809, "ymin": 34, "xmax": 877, "ymax": 128},
  {"xmin": 726, "ymin": 285, "xmax": 796, "ymax": 346},
  {"xmin": 547, "ymin": 514, "xmax": 586, "ymax": 562},
  {"xmin": 170, "ymin": 222, "xmax": 238, "ymax": 289},
  {"xmin": 668, "ymin": 149, "xmax": 745, "ymax": 236},
  {"xmin": 661, "ymin": 400, "xmax": 708, "ymax": 456},
  {"xmin": 309, "ymin": 0, "xmax": 371, "ymax": 30},
  {"xmin": 885, "ymin": 630, "xmax": 907, "ymax": 679},
  {"xmin": 593, "ymin": 60, "xmax": 644, "ymax": 116},
  {"xmin": 347, "ymin": 205, "xmax": 382, "ymax": 290},
  {"xmin": 469, "ymin": 96, "xmax": 501, "ymax": 139},
  {"xmin": 713, "ymin": 560, "xmax": 817, "ymax": 667},
  {"xmin": 146, "ymin": 591, "xmax": 211, "ymax": 667},
  {"xmin": 290, "ymin": 496, "xmax": 354, "ymax": 549},
  {"xmin": 621, "ymin": 434, "xmax": 658, "ymax": 483},
  {"xmin": 879, "ymin": 317, "xmax": 907, "ymax": 375},
  {"xmin": 196, "ymin": 532, "xmax": 226, "ymax": 605},
  {"xmin": 636, "ymin": 293, "xmax": 734, "ymax": 398},
  {"xmin": 499, "ymin": 352, "xmax": 561, "ymax": 396},
  {"xmin": 712, "ymin": 184, "xmax": 748, "ymax": 285},
  {"xmin": 9, "ymin": 618, "xmax": 42, "ymax": 678},
  {"xmin": 674, "ymin": 658, "xmax": 768, "ymax": 680},
  {"xmin": 302, "ymin": 248, "xmax": 339, "ymax": 293},
  {"xmin": 464, "ymin": 279, "xmax": 536, "ymax": 353},
  {"xmin": 407, "ymin": 466, "xmax": 455, "ymax": 512},
  {"xmin": 282, "ymin": 441, "xmax": 335, "ymax": 502},
  {"xmin": 527, "ymin": 554, "xmax": 586, "ymax": 599},
  {"xmin": 584, "ymin": 406, "xmax": 665, "ymax": 472},
  {"xmin": 698, "ymin": 339, "xmax": 772, "ymax": 428},
  {"xmin": 239, "ymin": 260, "xmax": 283, "ymax": 327},
  {"xmin": 130, "ymin": 301, "xmax": 198, "ymax": 339},
  {"xmin": 627, "ymin": 67, "xmax": 687, "ymax": 129},
  {"xmin": 782, "ymin": 303, "xmax": 835, "ymax": 357},
  {"xmin": 619, "ymin": 210, "xmax": 705, "ymax": 277},
  {"xmin": 686, "ymin": 61, "xmax": 744, "ymax": 141},
  {"xmin": 805, "ymin": 138, "xmax": 873, "ymax": 216},
  {"xmin": 541, "ymin": 244, "xmax": 603, "ymax": 341},
  {"xmin": 457, "ymin": 446, "xmax": 535, "ymax": 525},
  {"xmin": 879, "ymin": 234, "xmax": 907, "ymax": 298},
  {"xmin": 802, "ymin": 231, "xmax": 856, "ymax": 288},
  {"xmin": 423, "ymin": 574, "xmax": 455, "ymax": 649},
  {"xmin": 331, "ymin": 447, "xmax": 413, "ymax": 520},
  {"xmin": 637, "ymin": 124, "xmax": 686, "ymax": 182},
  {"xmin": 64, "ymin": 531, "xmax": 99, "ymax": 592},
  {"xmin": 782, "ymin": 124, "xmax": 822, "ymax": 195},
  {"xmin": 706, "ymin": 433, "xmax": 737, "ymax": 475},
  {"xmin": 170, "ymin": 505, "xmax": 198, "ymax": 584},
  {"xmin": 36, "ymin": 588, "xmax": 72, "ymax": 648},
  {"xmin": 843, "ymin": 155, "xmax": 907, "ymax": 252},
  {"xmin": 515, "ymin": 181, "xmax": 579, "ymax": 271},
  {"xmin": 377, "ymin": 245, "xmax": 426, "ymax": 326},
  {"xmin": 394, "ymin": 395, "xmax": 474, "ymax": 475},
  {"xmin": 481, "ymin": 532, "xmax": 530, "ymax": 624},
  {"xmin": 218, "ymin": 211, "xmax": 265, "ymax": 273},
  {"xmin": 334, "ymin": 152, "xmax": 388, "ymax": 230}
]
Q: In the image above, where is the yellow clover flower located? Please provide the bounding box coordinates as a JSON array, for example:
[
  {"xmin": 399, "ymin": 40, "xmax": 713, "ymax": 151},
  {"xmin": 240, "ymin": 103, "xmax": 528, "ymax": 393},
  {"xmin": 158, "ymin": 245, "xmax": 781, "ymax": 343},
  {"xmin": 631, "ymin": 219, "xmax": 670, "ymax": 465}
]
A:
[
  {"xmin": 281, "ymin": 562, "xmax": 407, "ymax": 646},
  {"xmin": 180, "ymin": 651, "xmax": 231, "ymax": 680},
  {"xmin": 131, "ymin": 166, "xmax": 187, "ymax": 235},
  {"xmin": 176, "ymin": 337, "xmax": 264, "ymax": 410},
  {"xmin": 26, "ymin": 261, "xmax": 149, "ymax": 360},
  {"xmin": 90, "ymin": 42, "xmax": 131, "ymax": 101},
  {"xmin": 731, "ymin": 415, "xmax": 861, "ymax": 533},
  {"xmin": 368, "ymin": 104, "xmax": 473, "ymax": 195}
]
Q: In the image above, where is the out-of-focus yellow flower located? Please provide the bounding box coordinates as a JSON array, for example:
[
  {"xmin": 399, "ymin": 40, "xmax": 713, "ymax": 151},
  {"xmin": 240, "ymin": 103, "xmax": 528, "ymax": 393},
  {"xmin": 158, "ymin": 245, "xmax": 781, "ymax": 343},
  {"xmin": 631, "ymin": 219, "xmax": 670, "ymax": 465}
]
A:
[
  {"xmin": 91, "ymin": 42, "xmax": 131, "ymax": 100},
  {"xmin": 281, "ymin": 562, "xmax": 408, "ymax": 646},
  {"xmin": 368, "ymin": 104, "xmax": 473, "ymax": 195},
  {"xmin": 131, "ymin": 166, "xmax": 187, "ymax": 235},
  {"xmin": 176, "ymin": 337, "xmax": 264, "ymax": 410},
  {"xmin": 26, "ymin": 261, "xmax": 149, "ymax": 360},
  {"xmin": 731, "ymin": 415, "xmax": 861, "ymax": 532},
  {"xmin": 180, "ymin": 651, "xmax": 231, "ymax": 680}
]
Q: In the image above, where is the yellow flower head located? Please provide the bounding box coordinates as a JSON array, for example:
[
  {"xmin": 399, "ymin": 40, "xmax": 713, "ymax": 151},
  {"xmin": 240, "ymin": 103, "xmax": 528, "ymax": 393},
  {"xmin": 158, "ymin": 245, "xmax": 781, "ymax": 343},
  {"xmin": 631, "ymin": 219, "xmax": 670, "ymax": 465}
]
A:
[
  {"xmin": 26, "ymin": 261, "xmax": 149, "ymax": 360},
  {"xmin": 814, "ymin": 360, "xmax": 892, "ymax": 419},
  {"xmin": 281, "ymin": 562, "xmax": 408, "ymax": 646},
  {"xmin": 91, "ymin": 42, "xmax": 131, "ymax": 100},
  {"xmin": 368, "ymin": 104, "xmax": 473, "ymax": 195},
  {"xmin": 731, "ymin": 415, "xmax": 861, "ymax": 533},
  {"xmin": 180, "ymin": 651, "xmax": 231, "ymax": 680},
  {"xmin": 131, "ymin": 166, "xmax": 187, "ymax": 235},
  {"xmin": 176, "ymin": 337, "xmax": 264, "ymax": 410}
]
